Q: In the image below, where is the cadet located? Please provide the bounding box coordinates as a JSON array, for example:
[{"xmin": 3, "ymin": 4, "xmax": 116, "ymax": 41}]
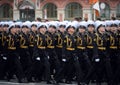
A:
[
  {"xmin": 4, "ymin": 23, "xmax": 25, "ymax": 83},
  {"xmin": 33, "ymin": 22, "xmax": 52, "ymax": 84},
  {"xmin": 46, "ymin": 21, "xmax": 61, "ymax": 79},
  {"xmin": 29, "ymin": 21, "xmax": 37, "ymax": 60},
  {"xmin": 19, "ymin": 21, "xmax": 32, "ymax": 82},
  {"xmin": 85, "ymin": 20, "xmax": 97, "ymax": 83},
  {"xmin": 55, "ymin": 22, "xmax": 66, "ymax": 63},
  {"xmin": 0, "ymin": 22, "xmax": 7, "ymax": 79},
  {"xmin": 109, "ymin": 20, "xmax": 119, "ymax": 85},
  {"xmin": 62, "ymin": 22, "xmax": 83, "ymax": 85},
  {"xmin": 84, "ymin": 21, "xmax": 112, "ymax": 85},
  {"xmin": 76, "ymin": 21, "xmax": 91, "ymax": 78},
  {"xmin": 0, "ymin": 22, "xmax": 10, "ymax": 79}
]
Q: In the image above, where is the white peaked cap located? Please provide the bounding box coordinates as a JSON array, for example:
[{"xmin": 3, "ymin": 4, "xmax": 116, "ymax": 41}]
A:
[
  {"xmin": 87, "ymin": 20, "xmax": 95, "ymax": 27},
  {"xmin": 48, "ymin": 21, "xmax": 57, "ymax": 28},
  {"xmin": 78, "ymin": 21, "xmax": 87, "ymax": 28},
  {"xmin": 66, "ymin": 22, "xmax": 76, "ymax": 29},
  {"xmin": 37, "ymin": 22, "xmax": 48, "ymax": 29},
  {"xmin": 95, "ymin": 21, "xmax": 106, "ymax": 29}
]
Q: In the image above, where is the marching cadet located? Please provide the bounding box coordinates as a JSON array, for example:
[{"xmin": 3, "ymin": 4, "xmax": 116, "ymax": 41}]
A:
[
  {"xmin": 61, "ymin": 22, "xmax": 83, "ymax": 85},
  {"xmin": 109, "ymin": 20, "xmax": 119, "ymax": 85},
  {"xmin": 109, "ymin": 20, "xmax": 118, "ymax": 73},
  {"xmin": 0, "ymin": 22, "xmax": 6, "ymax": 79},
  {"xmin": 86, "ymin": 20, "xmax": 97, "ymax": 83},
  {"xmin": 55, "ymin": 22, "xmax": 66, "ymax": 63},
  {"xmin": 33, "ymin": 22, "xmax": 52, "ymax": 84},
  {"xmin": 29, "ymin": 21, "xmax": 37, "ymax": 60},
  {"xmin": 19, "ymin": 21, "xmax": 32, "ymax": 82},
  {"xmin": 84, "ymin": 21, "xmax": 112, "ymax": 85},
  {"xmin": 86, "ymin": 20, "xmax": 96, "ymax": 62},
  {"xmin": 0, "ymin": 22, "xmax": 10, "ymax": 79},
  {"xmin": 46, "ymin": 21, "xmax": 61, "ymax": 80},
  {"xmin": 4, "ymin": 23, "xmax": 25, "ymax": 83},
  {"xmin": 76, "ymin": 21, "xmax": 92, "ymax": 78}
]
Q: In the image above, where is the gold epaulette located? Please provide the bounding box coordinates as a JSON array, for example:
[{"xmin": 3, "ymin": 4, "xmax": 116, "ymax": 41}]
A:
[
  {"xmin": 47, "ymin": 46, "xmax": 55, "ymax": 49},
  {"xmin": 56, "ymin": 45, "xmax": 63, "ymax": 48},
  {"xmin": 110, "ymin": 46, "xmax": 117, "ymax": 49},
  {"xmin": 77, "ymin": 46, "xmax": 85, "ymax": 50},
  {"xmin": 38, "ymin": 46, "xmax": 46, "ymax": 49},
  {"xmin": 29, "ymin": 44, "xmax": 34, "ymax": 47},
  {"xmin": 98, "ymin": 47, "xmax": 106, "ymax": 50},
  {"xmin": 66, "ymin": 48, "xmax": 75, "ymax": 51},
  {"xmin": 20, "ymin": 46, "xmax": 28, "ymax": 48},
  {"xmin": 87, "ymin": 46, "xmax": 93, "ymax": 49},
  {"xmin": 8, "ymin": 47, "xmax": 16, "ymax": 50}
]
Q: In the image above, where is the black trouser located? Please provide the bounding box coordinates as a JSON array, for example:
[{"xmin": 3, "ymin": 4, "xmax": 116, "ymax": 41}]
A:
[
  {"xmin": 47, "ymin": 48, "xmax": 61, "ymax": 78},
  {"xmin": 0, "ymin": 52, "xmax": 7, "ymax": 79},
  {"xmin": 56, "ymin": 48, "xmax": 62, "ymax": 63},
  {"xmin": 87, "ymin": 48, "xmax": 94, "ymax": 62},
  {"xmin": 29, "ymin": 46, "xmax": 34, "ymax": 61},
  {"xmin": 84, "ymin": 50, "xmax": 113, "ymax": 85},
  {"xmin": 32, "ymin": 49, "xmax": 51, "ymax": 82},
  {"xmin": 19, "ymin": 48, "xmax": 32, "ymax": 80},
  {"xmin": 77, "ymin": 49, "xmax": 92, "ymax": 78},
  {"xmin": 62, "ymin": 50, "xmax": 83, "ymax": 85},
  {"xmin": 6, "ymin": 50, "xmax": 24, "ymax": 82},
  {"xmin": 112, "ymin": 50, "xmax": 120, "ymax": 85}
]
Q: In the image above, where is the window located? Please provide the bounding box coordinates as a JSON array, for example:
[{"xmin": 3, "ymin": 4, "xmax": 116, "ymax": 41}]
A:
[
  {"xmin": 65, "ymin": 2, "xmax": 82, "ymax": 19},
  {"xmin": 100, "ymin": 3, "xmax": 110, "ymax": 19},
  {"xmin": 19, "ymin": 0, "xmax": 35, "ymax": 21},
  {"xmin": 43, "ymin": 3, "xmax": 57, "ymax": 18},
  {"xmin": 0, "ymin": 3, "xmax": 13, "ymax": 19},
  {"xmin": 20, "ymin": 9, "xmax": 35, "ymax": 21},
  {"xmin": 116, "ymin": 4, "xmax": 120, "ymax": 18}
]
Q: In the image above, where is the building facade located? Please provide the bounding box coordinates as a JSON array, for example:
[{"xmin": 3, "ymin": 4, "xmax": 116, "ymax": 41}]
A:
[{"xmin": 0, "ymin": 0, "xmax": 120, "ymax": 21}]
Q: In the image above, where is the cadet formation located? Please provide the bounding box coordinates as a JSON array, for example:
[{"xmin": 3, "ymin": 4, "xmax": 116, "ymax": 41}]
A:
[{"xmin": 0, "ymin": 18, "xmax": 120, "ymax": 85}]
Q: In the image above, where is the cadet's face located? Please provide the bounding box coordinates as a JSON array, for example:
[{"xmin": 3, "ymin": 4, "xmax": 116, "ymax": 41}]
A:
[
  {"xmin": 118, "ymin": 26, "xmax": 120, "ymax": 31},
  {"xmin": 59, "ymin": 27, "xmax": 65, "ymax": 33},
  {"xmin": 3, "ymin": 27, "xmax": 8, "ymax": 31},
  {"xmin": 39, "ymin": 27, "xmax": 46, "ymax": 34},
  {"xmin": 31, "ymin": 26, "xmax": 37, "ymax": 32},
  {"xmin": 68, "ymin": 27, "xmax": 75, "ymax": 34},
  {"xmin": 16, "ymin": 28, "xmax": 21, "ymax": 33},
  {"xmin": 98, "ymin": 27, "xmax": 105, "ymax": 33},
  {"xmin": 11, "ymin": 28, "xmax": 16, "ymax": 34},
  {"xmin": 79, "ymin": 28, "xmax": 85, "ymax": 33},
  {"xmin": 106, "ymin": 26, "xmax": 111, "ymax": 31},
  {"xmin": 0, "ymin": 27, "xmax": 3, "ymax": 31},
  {"xmin": 88, "ymin": 26, "xmax": 94, "ymax": 32},
  {"xmin": 48, "ymin": 27, "xmax": 56, "ymax": 33},
  {"xmin": 22, "ymin": 28, "xmax": 28, "ymax": 33},
  {"xmin": 111, "ymin": 26, "xmax": 117, "ymax": 33}
]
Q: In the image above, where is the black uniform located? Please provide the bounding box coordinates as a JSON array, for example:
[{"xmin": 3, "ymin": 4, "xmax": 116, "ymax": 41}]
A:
[
  {"xmin": 0, "ymin": 31, "xmax": 8, "ymax": 79},
  {"xmin": 33, "ymin": 32, "xmax": 51, "ymax": 83},
  {"xmin": 75, "ymin": 32, "xmax": 91, "ymax": 78},
  {"xmin": 62, "ymin": 33, "xmax": 83, "ymax": 85},
  {"xmin": 29, "ymin": 31, "xmax": 36, "ymax": 60},
  {"xmin": 4, "ymin": 32, "xmax": 24, "ymax": 82},
  {"xmin": 84, "ymin": 32, "xmax": 112, "ymax": 85},
  {"xmin": 19, "ymin": 31, "xmax": 32, "ymax": 81},
  {"xmin": 110, "ymin": 31, "xmax": 119, "ymax": 85},
  {"xmin": 46, "ymin": 32, "xmax": 61, "ymax": 78},
  {"xmin": 55, "ymin": 31, "xmax": 65, "ymax": 63}
]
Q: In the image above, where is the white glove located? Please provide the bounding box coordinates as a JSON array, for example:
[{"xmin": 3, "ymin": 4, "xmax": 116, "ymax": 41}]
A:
[
  {"xmin": 3, "ymin": 57, "xmax": 7, "ymax": 60},
  {"xmin": 47, "ymin": 56, "xmax": 50, "ymax": 59},
  {"xmin": 36, "ymin": 57, "xmax": 40, "ymax": 61},
  {"xmin": 95, "ymin": 58, "xmax": 100, "ymax": 62},
  {"xmin": 62, "ymin": 59, "xmax": 66, "ymax": 62}
]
